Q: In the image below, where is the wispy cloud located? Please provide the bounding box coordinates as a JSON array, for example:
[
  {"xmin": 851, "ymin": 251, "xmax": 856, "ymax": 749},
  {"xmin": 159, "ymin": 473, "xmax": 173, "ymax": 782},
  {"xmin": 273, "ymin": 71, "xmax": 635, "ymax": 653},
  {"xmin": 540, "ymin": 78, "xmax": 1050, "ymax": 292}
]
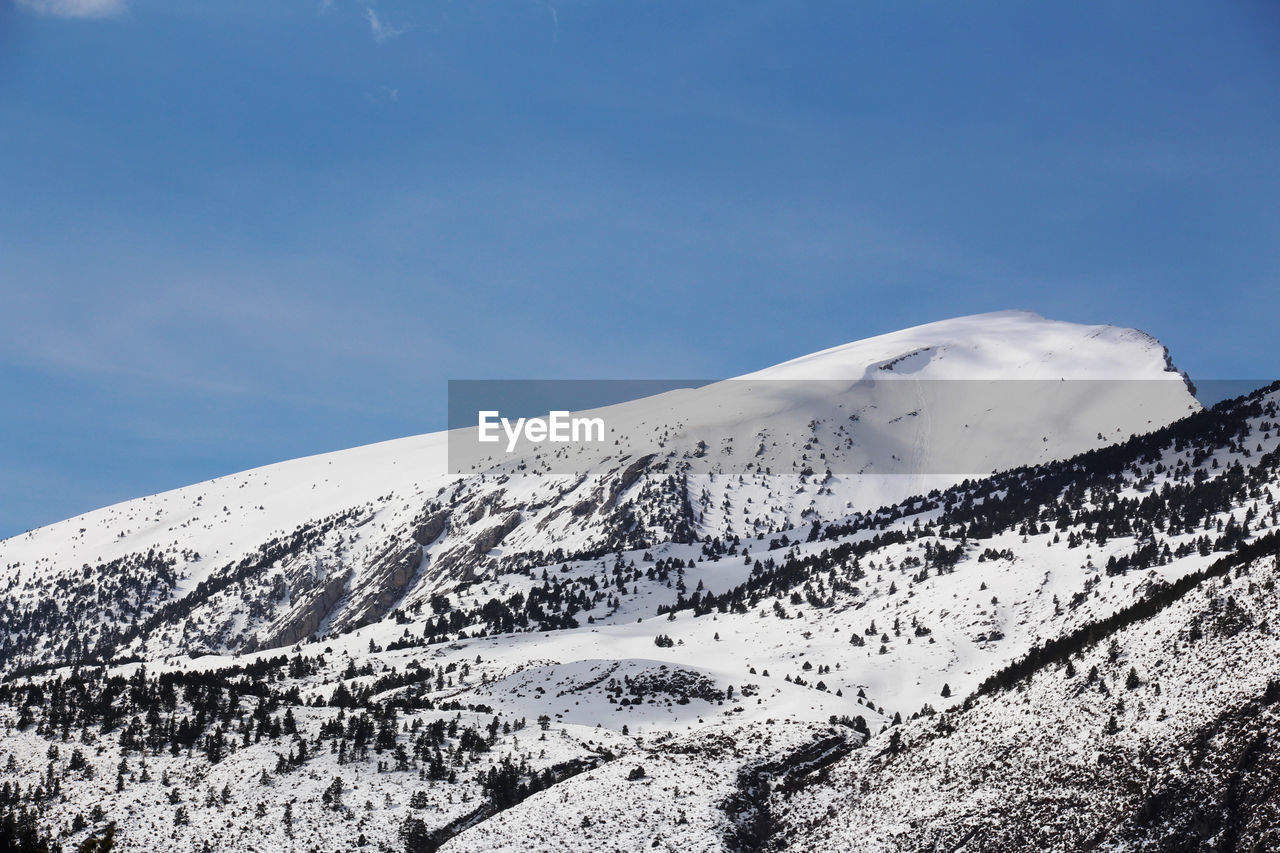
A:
[
  {"xmin": 539, "ymin": 1, "xmax": 559, "ymax": 42},
  {"xmin": 365, "ymin": 85, "xmax": 400, "ymax": 105},
  {"xmin": 15, "ymin": 0, "xmax": 126, "ymax": 18},
  {"xmin": 364, "ymin": 6, "xmax": 409, "ymax": 42}
]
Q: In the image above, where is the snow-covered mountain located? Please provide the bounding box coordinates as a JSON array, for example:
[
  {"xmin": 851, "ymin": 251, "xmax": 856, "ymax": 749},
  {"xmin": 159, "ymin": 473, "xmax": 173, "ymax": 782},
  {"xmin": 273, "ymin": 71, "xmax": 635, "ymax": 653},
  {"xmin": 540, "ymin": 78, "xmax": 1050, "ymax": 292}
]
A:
[
  {"xmin": 7, "ymin": 310, "xmax": 1273, "ymax": 853},
  {"xmin": 0, "ymin": 311, "xmax": 1196, "ymax": 669}
]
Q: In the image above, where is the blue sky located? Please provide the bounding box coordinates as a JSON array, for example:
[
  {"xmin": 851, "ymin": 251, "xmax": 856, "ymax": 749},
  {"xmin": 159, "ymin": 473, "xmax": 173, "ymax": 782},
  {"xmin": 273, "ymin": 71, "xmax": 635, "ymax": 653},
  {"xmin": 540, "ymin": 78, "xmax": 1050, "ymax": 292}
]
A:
[{"xmin": 1, "ymin": 0, "xmax": 1278, "ymax": 538}]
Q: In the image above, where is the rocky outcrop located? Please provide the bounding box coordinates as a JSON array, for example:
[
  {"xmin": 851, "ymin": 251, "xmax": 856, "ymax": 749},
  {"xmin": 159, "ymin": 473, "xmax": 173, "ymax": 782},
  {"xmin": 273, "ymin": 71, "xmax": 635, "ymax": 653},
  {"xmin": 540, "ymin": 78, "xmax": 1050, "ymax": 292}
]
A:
[
  {"xmin": 604, "ymin": 454, "xmax": 655, "ymax": 511},
  {"xmin": 332, "ymin": 542, "xmax": 424, "ymax": 632},
  {"xmin": 251, "ymin": 567, "xmax": 351, "ymax": 651},
  {"xmin": 473, "ymin": 511, "xmax": 521, "ymax": 553},
  {"xmin": 413, "ymin": 511, "xmax": 450, "ymax": 546},
  {"xmin": 433, "ymin": 511, "xmax": 522, "ymax": 582},
  {"xmin": 464, "ymin": 490, "xmax": 508, "ymax": 525}
]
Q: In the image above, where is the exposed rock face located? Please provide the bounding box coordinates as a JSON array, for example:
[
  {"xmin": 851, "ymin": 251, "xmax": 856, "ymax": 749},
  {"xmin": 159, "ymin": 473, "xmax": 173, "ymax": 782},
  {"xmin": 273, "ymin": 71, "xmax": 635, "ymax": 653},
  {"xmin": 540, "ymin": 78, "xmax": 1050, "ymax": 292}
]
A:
[
  {"xmin": 473, "ymin": 512, "xmax": 521, "ymax": 554},
  {"xmin": 412, "ymin": 511, "xmax": 450, "ymax": 546},
  {"xmin": 465, "ymin": 490, "xmax": 508, "ymax": 525},
  {"xmin": 604, "ymin": 454, "xmax": 655, "ymax": 511},
  {"xmin": 433, "ymin": 511, "xmax": 523, "ymax": 582},
  {"xmin": 253, "ymin": 567, "xmax": 351, "ymax": 651},
  {"xmin": 332, "ymin": 542, "xmax": 423, "ymax": 632}
]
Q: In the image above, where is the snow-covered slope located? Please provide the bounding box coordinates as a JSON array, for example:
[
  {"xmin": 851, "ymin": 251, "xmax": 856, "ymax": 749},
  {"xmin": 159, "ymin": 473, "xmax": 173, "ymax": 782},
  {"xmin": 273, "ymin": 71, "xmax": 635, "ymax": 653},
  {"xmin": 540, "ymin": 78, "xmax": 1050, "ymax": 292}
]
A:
[
  {"xmin": 0, "ymin": 311, "xmax": 1196, "ymax": 670},
  {"xmin": 747, "ymin": 309, "xmax": 1185, "ymax": 381},
  {"xmin": 772, "ymin": 534, "xmax": 1280, "ymax": 853},
  {"xmin": 4, "ymin": 310, "xmax": 1251, "ymax": 853}
]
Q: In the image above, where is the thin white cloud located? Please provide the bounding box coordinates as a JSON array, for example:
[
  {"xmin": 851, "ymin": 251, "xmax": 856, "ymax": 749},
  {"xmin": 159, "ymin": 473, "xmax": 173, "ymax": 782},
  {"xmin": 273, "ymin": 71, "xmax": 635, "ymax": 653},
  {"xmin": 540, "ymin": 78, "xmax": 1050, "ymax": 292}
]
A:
[
  {"xmin": 542, "ymin": 1, "xmax": 559, "ymax": 42},
  {"xmin": 364, "ymin": 6, "xmax": 409, "ymax": 42},
  {"xmin": 365, "ymin": 85, "xmax": 400, "ymax": 105},
  {"xmin": 15, "ymin": 0, "xmax": 126, "ymax": 17}
]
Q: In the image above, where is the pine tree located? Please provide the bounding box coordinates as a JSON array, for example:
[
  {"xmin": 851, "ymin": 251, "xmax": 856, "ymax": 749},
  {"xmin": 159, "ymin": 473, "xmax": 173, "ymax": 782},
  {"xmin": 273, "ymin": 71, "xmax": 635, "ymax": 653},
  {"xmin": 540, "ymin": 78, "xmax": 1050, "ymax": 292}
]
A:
[{"xmin": 322, "ymin": 776, "xmax": 344, "ymax": 811}]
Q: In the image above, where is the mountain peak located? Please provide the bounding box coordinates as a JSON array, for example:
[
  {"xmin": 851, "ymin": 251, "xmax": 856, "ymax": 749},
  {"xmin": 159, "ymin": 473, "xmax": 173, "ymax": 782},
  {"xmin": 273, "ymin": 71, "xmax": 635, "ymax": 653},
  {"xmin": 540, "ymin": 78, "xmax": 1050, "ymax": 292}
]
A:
[{"xmin": 747, "ymin": 310, "xmax": 1185, "ymax": 382}]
